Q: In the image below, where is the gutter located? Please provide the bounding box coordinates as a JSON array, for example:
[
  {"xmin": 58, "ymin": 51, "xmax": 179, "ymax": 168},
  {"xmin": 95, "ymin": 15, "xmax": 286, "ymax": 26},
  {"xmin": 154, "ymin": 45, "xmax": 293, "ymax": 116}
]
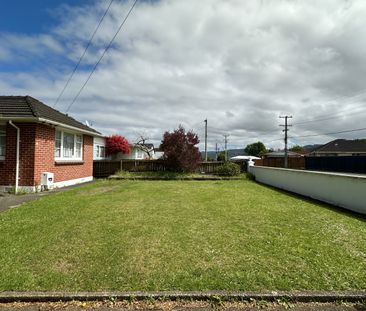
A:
[
  {"xmin": 8, "ymin": 121, "xmax": 20, "ymax": 194},
  {"xmin": 0, "ymin": 117, "xmax": 103, "ymax": 137},
  {"xmin": 38, "ymin": 118, "xmax": 103, "ymax": 137}
]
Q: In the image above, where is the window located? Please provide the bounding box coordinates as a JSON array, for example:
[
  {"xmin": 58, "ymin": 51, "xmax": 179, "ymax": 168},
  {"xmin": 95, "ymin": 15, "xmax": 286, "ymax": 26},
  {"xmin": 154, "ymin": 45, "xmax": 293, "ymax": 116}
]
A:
[
  {"xmin": 55, "ymin": 130, "xmax": 61, "ymax": 158},
  {"xmin": 0, "ymin": 125, "xmax": 5, "ymax": 159},
  {"xmin": 94, "ymin": 145, "xmax": 106, "ymax": 159},
  {"xmin": 55, "ymin": 130, "xmax": 83, "ymax": 160}
]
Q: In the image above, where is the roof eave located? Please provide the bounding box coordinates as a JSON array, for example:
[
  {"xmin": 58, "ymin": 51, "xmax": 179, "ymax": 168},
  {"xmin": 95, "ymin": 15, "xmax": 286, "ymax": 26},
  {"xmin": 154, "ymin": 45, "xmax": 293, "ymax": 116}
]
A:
[
  {"xmin": 0, "ymin": 116, "xmax": 103, "ymax": 137},
  {"xmin": 38, "ymin": 118, "xmax": 103, "ymax": 137}
]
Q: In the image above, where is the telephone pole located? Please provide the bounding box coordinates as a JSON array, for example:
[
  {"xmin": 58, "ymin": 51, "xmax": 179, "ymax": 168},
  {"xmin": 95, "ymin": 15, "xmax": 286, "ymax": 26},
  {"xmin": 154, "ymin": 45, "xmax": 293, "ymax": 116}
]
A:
[
  {"xmin": 279, "ymin": 115, "xmax": 292, "ymax": 168},
  {"xmin": 215, "ymin": 142, "xmax": 218, "ymax": 161},
  {"xmin": 204, "ymin": 119, "xmax": 208, "ymax": 162},
  {"xmin": 223, "ymin": 134, "xmax": 229, "ymax": 161}
]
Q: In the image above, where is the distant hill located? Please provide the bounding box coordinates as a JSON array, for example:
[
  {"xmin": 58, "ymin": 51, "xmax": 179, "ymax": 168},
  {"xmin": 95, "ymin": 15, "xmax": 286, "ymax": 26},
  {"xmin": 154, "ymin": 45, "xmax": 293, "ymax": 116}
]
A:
[{"xmin": 201, "ymin": 149, "xmax": 247, "ymax": 160}]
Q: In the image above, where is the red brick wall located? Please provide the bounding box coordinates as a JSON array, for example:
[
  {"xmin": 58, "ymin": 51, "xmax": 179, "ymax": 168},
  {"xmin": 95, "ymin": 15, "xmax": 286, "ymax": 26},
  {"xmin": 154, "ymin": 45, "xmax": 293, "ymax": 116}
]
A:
[
  {"xmin": 33, "ymin": 124, "xmax": 93, "ymax": 185},
  {"xmin": 0, "ymin": 122, "xmax": 93, "ymax": 187},
  {"xmin": 0, "ymin": 123, "xmax": 36, "ymax": 186}
]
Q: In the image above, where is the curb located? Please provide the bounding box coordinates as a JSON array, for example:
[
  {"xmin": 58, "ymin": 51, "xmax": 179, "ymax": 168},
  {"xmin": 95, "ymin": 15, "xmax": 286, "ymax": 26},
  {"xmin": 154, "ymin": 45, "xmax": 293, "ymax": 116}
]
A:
[{"xmin": 0, "ymin": 291, "xmax": 365, "ymax": 303}]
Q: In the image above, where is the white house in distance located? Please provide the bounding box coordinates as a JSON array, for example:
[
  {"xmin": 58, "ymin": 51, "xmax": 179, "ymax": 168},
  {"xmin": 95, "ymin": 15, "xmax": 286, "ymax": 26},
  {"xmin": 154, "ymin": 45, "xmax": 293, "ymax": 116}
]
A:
[
  {"xmin": 93, "ymin": 137, "xmax": 164, "ymax": 161},
  {"xmin": 117, "ymin": 143, "xmax": 163, "ymax": 160}
]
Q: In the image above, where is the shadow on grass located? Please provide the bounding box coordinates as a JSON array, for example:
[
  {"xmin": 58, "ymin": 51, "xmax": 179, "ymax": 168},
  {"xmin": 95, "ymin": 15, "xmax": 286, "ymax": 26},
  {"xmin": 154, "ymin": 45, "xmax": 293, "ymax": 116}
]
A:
[{"xmin": 251, "ymin": 180, "xmax": 366, "ymax": 222}]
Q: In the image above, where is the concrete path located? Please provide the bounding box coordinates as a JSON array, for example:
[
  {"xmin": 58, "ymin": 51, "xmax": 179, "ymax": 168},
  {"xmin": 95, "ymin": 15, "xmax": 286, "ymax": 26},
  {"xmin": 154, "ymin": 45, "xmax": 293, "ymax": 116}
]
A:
[
  {"xmin": 0, "ymin": 181, "xmax": 95, "ymax": 213},
  {"xmin": 0, "ymin": 192, "xmax": 49, "ymax": 213}
]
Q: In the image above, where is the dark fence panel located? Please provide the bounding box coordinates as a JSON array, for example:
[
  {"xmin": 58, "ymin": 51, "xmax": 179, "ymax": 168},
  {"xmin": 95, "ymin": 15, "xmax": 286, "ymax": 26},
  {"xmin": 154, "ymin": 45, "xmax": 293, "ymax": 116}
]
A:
[
  {"xmin": 256, "ymin": 157, "xmax": 305, "ymax": 169},
  {"xmin": 305, "ymin": 156, "xmax": 366, "ymax": 174},
  {"xmin": 93, "ymin": 160, "xmax": 226, "ymax": 178}
]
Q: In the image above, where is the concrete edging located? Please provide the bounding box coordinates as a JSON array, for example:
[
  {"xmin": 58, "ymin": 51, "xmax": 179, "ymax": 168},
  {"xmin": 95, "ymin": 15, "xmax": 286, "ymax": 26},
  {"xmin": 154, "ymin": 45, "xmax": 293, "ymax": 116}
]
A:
[
  {"xmin": 0, "ymin": 291, "xmax": 365, "ymax": 303},
  {"xmin": 108, "ymin": 176, "xmax": 243, "ymax": 181}
]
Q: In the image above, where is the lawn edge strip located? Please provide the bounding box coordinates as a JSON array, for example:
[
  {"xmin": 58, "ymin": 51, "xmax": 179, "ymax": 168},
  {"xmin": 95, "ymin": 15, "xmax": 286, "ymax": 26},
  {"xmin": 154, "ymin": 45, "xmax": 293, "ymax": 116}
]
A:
[
  {"xmin": 0, "ymin": 291, "xmax": 365, "ymax": 303},
  {"xmin": 108, "ymin": 176, "xmax": 243, "ymax": 181}
]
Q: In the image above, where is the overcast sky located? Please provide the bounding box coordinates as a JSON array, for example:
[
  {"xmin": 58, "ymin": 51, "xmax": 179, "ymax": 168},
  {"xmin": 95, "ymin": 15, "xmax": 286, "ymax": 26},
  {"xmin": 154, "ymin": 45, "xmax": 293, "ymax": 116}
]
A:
[{"xmin": 1, "ymin": 0, "xmax": 366, "ymax": 151}]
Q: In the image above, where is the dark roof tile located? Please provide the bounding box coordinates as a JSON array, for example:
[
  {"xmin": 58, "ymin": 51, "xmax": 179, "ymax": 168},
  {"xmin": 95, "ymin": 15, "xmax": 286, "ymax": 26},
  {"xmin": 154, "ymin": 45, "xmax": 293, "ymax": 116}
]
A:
[
  {"xmin": 314, "ymin": 139, "xmax": 366, "ymax": 153},
  {"xmin": 0, "ymin": 96, "xmax": 100, "ymax": 134}
]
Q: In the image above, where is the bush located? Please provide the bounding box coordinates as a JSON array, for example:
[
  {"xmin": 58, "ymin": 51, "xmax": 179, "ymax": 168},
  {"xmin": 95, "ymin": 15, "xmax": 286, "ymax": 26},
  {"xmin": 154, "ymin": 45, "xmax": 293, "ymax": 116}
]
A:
[
  {"xmin": 161, "ymin": 125, "xmax": 201, "ymax": 172},
  {"xmin": 216, "ymin": 162, "xmax": 241, "ymax": 176}
]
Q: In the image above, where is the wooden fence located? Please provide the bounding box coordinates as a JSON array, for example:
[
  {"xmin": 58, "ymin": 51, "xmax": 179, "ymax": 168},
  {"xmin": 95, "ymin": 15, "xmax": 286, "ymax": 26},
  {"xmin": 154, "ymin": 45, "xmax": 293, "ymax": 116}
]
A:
[
  {"xmin": 254, "ymin": 157, "xmax": 305, "ymax": 170},
  {"xmin": 93, "ymin": 160, "xmax": 226, "ymax": 178}
]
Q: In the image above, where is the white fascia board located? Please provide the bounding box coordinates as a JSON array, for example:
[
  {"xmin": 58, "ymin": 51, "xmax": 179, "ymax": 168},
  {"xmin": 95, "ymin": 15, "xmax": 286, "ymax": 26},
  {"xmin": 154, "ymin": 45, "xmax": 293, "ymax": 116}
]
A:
[
  {"xmin": 0, "ymin": 116, "xmax": 104, "ymax": 137},
  {"xmin": 37, "ymin": 118, "xmax": 103, "ymax": 137}
]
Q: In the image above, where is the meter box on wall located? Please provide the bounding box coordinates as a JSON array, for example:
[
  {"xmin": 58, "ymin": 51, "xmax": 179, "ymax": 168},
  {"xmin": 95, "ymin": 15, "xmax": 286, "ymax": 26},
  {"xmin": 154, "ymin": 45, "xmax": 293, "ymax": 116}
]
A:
[{"xmin": 41, "ymin": 172, "xmax": 54, "ymax": 190}]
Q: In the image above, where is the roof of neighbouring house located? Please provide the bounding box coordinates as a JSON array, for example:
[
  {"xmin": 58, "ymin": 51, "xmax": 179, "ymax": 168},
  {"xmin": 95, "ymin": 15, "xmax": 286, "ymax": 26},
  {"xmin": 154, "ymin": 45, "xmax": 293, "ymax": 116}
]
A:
[
  {"xmin": 312, "ymin": 139, "xmax": 366, "ymax": 153},
  {"xmin": 263, "ymin": 151, "xmax": 304, "ymax": 158},
  {"xmin": 0, "ymin": 95, "xmax": 100, "ymax": 134}
]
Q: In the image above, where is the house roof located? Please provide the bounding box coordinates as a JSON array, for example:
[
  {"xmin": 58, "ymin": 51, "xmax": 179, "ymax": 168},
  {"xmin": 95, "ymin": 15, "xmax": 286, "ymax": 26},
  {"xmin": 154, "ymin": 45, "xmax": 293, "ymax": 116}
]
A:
[
  {"xmin": 263, "ymin": 151, "xmax": 304, "ymax": 158},
  {"xmin": 313, "ymin": 139, "xmax": 366, "ymax": 153},
  {"xmin": 0, "ymin": 96, "xmax": 100, "ymax": 135}
]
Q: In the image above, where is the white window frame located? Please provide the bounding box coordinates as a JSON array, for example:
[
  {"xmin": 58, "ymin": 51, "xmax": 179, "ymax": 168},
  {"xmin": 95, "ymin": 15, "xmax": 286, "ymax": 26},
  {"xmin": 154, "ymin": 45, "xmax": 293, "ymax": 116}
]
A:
[
  {"xmin": 55, "ymin": 129, "xmax": 83, "ymax": 161},
  {"xmin": 94, "ymin": 144, "xmax": 106, "ymax": 159},
  {"xmin": 0, "ymin": 124, "xmax": 5, "ymax": 160}
]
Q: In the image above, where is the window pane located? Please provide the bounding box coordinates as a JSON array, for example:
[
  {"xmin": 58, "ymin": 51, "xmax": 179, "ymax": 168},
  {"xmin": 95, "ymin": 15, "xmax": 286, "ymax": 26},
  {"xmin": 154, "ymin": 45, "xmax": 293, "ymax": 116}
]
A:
[
  {"xmin": 75, "ymin": 135, "xmax": 82, "ymax": 158},
  {"xmin": 0, "ymin": 126, "xmax": 6, "ymax": 157},
  {"xmin": 63, "ymin": 132, "xmax": 74, "ymax": 157},
  {"xmin": 55, "ymin": 130, "xmax": 61, "ymax": 158},
  {"xmin": 100, "ymin": 146, "xmax": 105, "ymax": 158}
]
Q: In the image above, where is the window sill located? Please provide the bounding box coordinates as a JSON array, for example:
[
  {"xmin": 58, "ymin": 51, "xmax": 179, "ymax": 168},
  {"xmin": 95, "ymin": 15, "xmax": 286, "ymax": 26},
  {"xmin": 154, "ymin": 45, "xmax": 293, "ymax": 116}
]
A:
[{"xmin": 55, "ymin": 160, "xmax": 84, "ymax": 165}]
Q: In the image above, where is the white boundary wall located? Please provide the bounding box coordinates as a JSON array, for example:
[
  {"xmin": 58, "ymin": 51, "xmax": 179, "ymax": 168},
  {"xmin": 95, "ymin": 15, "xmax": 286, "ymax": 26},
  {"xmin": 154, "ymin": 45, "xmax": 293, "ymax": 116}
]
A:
[{"xmin": 248, "ymin": 165, "xmax": 366, "ymax": 215}]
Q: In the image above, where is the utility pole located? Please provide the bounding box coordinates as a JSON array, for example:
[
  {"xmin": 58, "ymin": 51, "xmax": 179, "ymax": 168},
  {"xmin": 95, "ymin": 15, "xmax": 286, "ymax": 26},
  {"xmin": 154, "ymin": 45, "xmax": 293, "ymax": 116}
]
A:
[
  {"xmin": 279, "ymin": 115, "xmax": 292, "ymax": 168},
  {"xmin": 204, "ymin": 119, "xmax": 208, "ymax": 162},
  {"xmin": 223, "ymin": 134, "xmax": 229, "ymax": 161},
  {"xmin": 215, "ymin": 142, "xmax": 218, "ymax": 161}
]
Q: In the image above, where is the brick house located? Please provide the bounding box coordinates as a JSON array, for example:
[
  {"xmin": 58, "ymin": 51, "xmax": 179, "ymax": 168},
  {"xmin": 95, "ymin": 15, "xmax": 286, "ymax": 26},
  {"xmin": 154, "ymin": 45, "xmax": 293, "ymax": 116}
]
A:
[{"xmin": 0, "ymin": 96, "xmax": 102, "ymax": 192}]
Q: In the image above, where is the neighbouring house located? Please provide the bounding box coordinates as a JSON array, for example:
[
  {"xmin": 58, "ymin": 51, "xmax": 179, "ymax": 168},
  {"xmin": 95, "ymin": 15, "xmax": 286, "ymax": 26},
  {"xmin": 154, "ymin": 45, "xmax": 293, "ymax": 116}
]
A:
[
  {"xmin": 0, "ymin": 96, "xmax": 102, "ymax": 192},
  {"xmin": 153, "ymin": 147, "xmax": 164, "ymax": 160},
  {"xmin": 113, "ymin": 143, "xmax": 160, "ymax": 160},
  {"xmin": 262, "ymin": 150, "xmax": 304, "ymax": 158},
  {"xmin": 308, "ymin": 139, "xmax": 366, "ymax": 156}
]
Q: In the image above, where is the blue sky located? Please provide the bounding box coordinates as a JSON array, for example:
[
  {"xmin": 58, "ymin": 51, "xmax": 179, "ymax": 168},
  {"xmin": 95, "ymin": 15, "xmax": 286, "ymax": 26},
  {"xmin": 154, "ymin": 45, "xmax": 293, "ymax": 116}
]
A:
[
  {"xmin": 0, "ymin": 0, "xmax": 87, "ymax": 34},
  {"xmin": 1, "ymin": 0, "xmax": 366, "ymax": 150}
]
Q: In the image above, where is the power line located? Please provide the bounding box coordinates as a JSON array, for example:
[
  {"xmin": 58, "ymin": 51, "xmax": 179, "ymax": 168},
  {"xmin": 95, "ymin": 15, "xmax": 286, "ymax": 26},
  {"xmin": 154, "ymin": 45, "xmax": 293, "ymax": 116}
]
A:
[
  {"xmin": 65, "ymin": 0, "xmax": 138, "ymax": 113},
  {"xmin": 289, "ymin": 127, "xmax": 366, "ymax": 139},
  {"xmin": 293, "ymin": 91, "xmax": 366, "ymax": 126},
  {"xmin": 53, "ymin": 0, "xmax": 114, "ymax": 108}
]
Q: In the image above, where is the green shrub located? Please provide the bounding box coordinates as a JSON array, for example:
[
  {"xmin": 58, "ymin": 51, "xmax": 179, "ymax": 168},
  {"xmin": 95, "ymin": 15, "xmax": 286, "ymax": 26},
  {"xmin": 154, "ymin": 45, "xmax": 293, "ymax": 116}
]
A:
[{"xmin": 216, "ymin": 162, "xmax": 241, "ymax": 176}]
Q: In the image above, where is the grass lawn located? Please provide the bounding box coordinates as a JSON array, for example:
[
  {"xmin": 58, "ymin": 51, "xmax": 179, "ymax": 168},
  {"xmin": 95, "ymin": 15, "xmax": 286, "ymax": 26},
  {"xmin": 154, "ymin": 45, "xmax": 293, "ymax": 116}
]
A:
[{"xmin": 0, "ymin": 179, "xmax": 365, "ymax": 291}]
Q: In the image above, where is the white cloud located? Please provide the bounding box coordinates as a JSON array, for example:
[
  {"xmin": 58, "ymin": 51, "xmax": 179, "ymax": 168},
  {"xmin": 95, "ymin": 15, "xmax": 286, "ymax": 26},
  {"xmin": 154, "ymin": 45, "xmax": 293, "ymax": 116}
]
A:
[{"xmin": 2, "ymin": 0, "xmax": 366, "ymax": 150}]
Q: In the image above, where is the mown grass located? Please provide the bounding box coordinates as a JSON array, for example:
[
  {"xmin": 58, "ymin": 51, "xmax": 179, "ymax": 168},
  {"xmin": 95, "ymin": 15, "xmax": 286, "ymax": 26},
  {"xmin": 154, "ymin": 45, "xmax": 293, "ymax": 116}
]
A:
[
  {"xmin": 113, "ymin": 170, "xmax": 245, "ymax": 179},
  {"xmin": 0, "ymin": 179, "xmax": 365, "ymax": 291}
]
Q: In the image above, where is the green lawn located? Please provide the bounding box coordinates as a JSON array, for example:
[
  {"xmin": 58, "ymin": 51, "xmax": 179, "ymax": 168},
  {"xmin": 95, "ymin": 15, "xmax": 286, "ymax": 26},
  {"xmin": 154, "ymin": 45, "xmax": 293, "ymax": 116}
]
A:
[{"xmin": 0, "ymin": 179, "xmax": 365, "ymax": 291}]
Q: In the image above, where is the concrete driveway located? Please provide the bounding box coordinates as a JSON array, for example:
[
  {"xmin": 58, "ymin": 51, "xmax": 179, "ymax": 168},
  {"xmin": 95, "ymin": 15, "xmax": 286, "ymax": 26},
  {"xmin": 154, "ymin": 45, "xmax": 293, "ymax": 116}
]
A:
[{"xmin": 0, "ymin": 192, "xmax": 50, "ymax": 213}]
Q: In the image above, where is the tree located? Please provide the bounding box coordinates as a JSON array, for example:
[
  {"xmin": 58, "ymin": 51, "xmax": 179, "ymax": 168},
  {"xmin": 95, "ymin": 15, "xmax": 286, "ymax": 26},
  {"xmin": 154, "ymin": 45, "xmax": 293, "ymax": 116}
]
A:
[
  {"xmin": 289, "ymin": 145, "xmax": 305, "ymax": 153},
  {"xmin": 106, "ymin": 135, "xmax": 130, "ymax": 156},
  {"xmin": 160, "ymin": 125, "xmax": 201, "ymax": 172},
  {"xmin": 134, "ymin": 135, "xmax": 153, "ymax": 159},
  {"xmin": 217, "ymin": 151, "xmax": 226, "ymax": 161},
  {"xmin": 244, "ymin": 141, "xmax": 267, "ymax": 157}
]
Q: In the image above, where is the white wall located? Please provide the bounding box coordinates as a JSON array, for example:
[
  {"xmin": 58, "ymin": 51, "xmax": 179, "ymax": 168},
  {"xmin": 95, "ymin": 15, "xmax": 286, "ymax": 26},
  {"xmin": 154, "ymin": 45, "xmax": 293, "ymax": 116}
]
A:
[
  {"xmin": 93, "ymin": 137, "xmax": 107, "ymax": 160},
  {"xmin": 249, "ymin": 165, "xmax": 366, "ymax": 215}
]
